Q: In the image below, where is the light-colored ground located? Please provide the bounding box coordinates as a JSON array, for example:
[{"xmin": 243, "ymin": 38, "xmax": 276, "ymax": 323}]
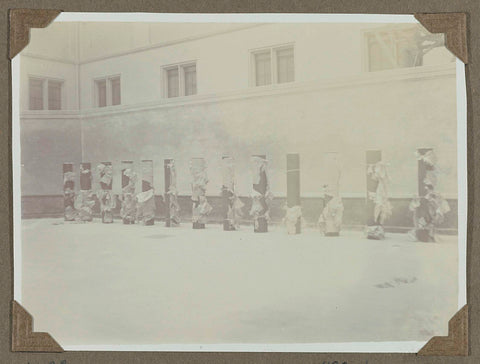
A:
[{"xmin": 21, "ymin": 218, "xmax": 458, "ymax": 346}]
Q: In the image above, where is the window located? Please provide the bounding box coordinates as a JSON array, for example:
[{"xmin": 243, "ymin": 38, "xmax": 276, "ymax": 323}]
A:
[
  {"xmin": 365, "ymin": 26, "xmax": 446, "ymax": 72},
  {"xmin": 48, "ymin": 81, "xmax": 62, "ymax": 110},
  {"xmin": 29, "ymin": 79, "xmax": 44, "ymax": 110},
  {"xmin": 111, "ymin": 77, "xmax": 121, "ymax": 106},
  {"xmin": 276, "ymin": 47, "xmax": 294, "ymax": 83},
  {"xmin": 29, "ymin": 77, "xmax": 64, "ymax": 110},
  {"xmin": 183, "ymin": 65, "xmax": 197, "ymax": 96},
  {"xmin": 251, "ymin": 45, "xmax": 295, "ymax": 87},
  {"xmin": 166, "ymin": 68, "xmax": 179, "ymax": 98},
  {"xmin": 96, "ymin": 80, "xmax": 107, "ymax": 107},
  {"xmin": 254, "ymin": 51, "xmax": 272, "ymax": 86},
  {"xmin": 95, "ymin": 76, "xmax": 121, "ymax": 107},
  {"xmin": 163, "ymin": 62, "xmax": 197, "ymax": 98}
]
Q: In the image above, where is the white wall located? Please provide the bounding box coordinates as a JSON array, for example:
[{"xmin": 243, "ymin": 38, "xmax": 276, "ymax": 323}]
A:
[
  {"xmin": 77, "ymin": 23, "xmax": 368, "ymax": 109},
  {"xmin": 21, "ymin": 22, "xmax": 455, "ymax": 111},
  {"xmin": 19, "ymin": 56, "xmax": 78, "ymax": 111},
  {"xmin": 77, "ymin": 23, "xmax": 454, "ymax": 109},
  {"xmin": 78, "ymin": 23, "xmax": 256, "ymax": 62},
  {"xmin": 26, "ymin": 22, "xmax": 78, "ymax": 62},
  {"xmin": 79, "ymin": 64, "xmax": 457, "ymax": 198},
  {"xmin": 18, "ymin": 21, "xmax": 458, "ymax": 198}
]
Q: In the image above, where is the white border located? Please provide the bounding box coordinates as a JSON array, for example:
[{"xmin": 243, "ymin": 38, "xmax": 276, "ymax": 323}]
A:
[
  {"xmin": 12, "ymin": 13, "xmax": 467, "ymax": 353},
  {"xmin": 12, "ymin": 55, "xmax": 22, "ymax": 303},
  {"xmin": 62, "ymin": 341, "xmax": 425, "ymax": 353},
  {"xmin": 54, "ymin": 13, "xmax": 417, "ymax": 23},
  {"xmin": 456, "ymin": 59, "xmax": 467, "ymax": 309}
]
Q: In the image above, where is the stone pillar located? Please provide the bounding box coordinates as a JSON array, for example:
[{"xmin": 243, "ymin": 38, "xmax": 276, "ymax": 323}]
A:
[
  {"xmin": 222, "ymin": 156, "xmax": 242, "ymax": 231},
  {"xmin": 97, "ymin": 162, "xmax": 115, "ymax": 223},
  {"xmin": 366, "ymin": 151, "xmax": 381, "ymax": 225},
  {"xmin": 318, "ymin": 152, "xmax": 343, "ymax": 236},
  {"xmin": 120, "ymin": 160, "xmax": 137, "ymax": 224},
  {"xmin": 286, "ymin": 153, "xmax": 301, "ymax": 234},
  {"xmin": 416, "ymin": 147, "xmax": 435, "ymax": 242},
  {"xmin": 409, "ymin": 147, "xmax": 450, "ymax": 242},
  {"xmin": 75, "ymin": 162, "xmax": 94, "ymax": 221},
  {"xmin": 63, "ymin": 163, "xmax": 76, "ymax": 221},
  {"xmin": 80, "ymin": 163, "xmax": 92, "ymax": 191},
  {"xmin": 164, "ymin": 159, "xmax": 180, "ymax": 227},
  {"xmin": 137, "ymin": 159, "xmax": 155, "ymax": 225},
  {"xmin": 365, "ymin": 151, "xmax": 392, "ymax": 239},
  {"xmin": 418, "ymin": 148, "xmax": 434, "ymax": 196},
  {"xmin": 164, "ymin": 159, "xmax": 171, "ymax": 227},
  {"xmin": 251, "ymin": 155, "xmax": 269, "ymax": 233},
  {"xmin": 190, "ymin": 158, "xmax": 212, "ymax": 229},
  {"xmin": 365, "ymin": 150, "xmax": 383, "ymax": 239}
]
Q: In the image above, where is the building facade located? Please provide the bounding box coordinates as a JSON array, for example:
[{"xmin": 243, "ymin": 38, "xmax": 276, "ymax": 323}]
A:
[{"xmin": 19, "ymin": 22, "xmax": 458, "ymax": 230}]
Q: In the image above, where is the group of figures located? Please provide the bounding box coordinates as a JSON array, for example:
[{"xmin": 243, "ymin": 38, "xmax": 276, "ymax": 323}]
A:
[
  {"xmin": 409, "ymin": 148, "xmax": 451, "ymax": 242},
  {"xmin": 63, "ymin": 160, "xmax": 180, "ymax": 226},
  {"xmin": 363, "ymin": 148, "xmax": 450, "ymax": 242},
  {"xmin": 361, "ymin": 148, "xmax": 449, "ymax": 242},
  {"xmin": 63, "ymin": 148, "xmax": 451, "ymax": 242}
]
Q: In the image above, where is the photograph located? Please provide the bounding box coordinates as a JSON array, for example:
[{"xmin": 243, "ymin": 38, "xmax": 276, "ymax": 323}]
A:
[{"xmin": 12, "ymin": 13, "xmax": 467, "ymax": 351}]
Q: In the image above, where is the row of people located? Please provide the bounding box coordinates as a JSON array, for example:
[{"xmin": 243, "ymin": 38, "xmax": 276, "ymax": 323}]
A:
[{"xmin": 62, "ymin": 149, "xmax": 450, "ymax": 242}]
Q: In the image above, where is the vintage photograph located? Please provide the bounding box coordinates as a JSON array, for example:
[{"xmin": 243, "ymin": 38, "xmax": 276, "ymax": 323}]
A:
[{"xmin": 13, "ymin": 14, "xmax": 466, "ymax": 351}]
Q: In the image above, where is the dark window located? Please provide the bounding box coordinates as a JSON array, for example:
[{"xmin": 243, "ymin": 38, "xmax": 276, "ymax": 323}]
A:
[
  {"xmin": 276, "ymin": 47, "xmax": 294, "ymax": 83},
  {"xmin": 167, "ymin": 68, "xmax": 179, "ymax": 98},
  {"xmin": 96, "ymin": 79, "xmax": 107, "ymax": 107},
  {"xmin": 184, "ymin": 65, "xmax": 197, "ymax": 96},
  {"xmin": 29, "ymin": 79, "xmax": 44, "ymax": 110},
  {"xmin": 255, "ymin": 51, "xmax": 272, "ymax": 86},
  {"xmin": 47, "ymin": 80, "xmax": 62, "ymax": 110},
  {"xmin": 111, "ymin": 77, "xmax": 121, "ymax": 106}
]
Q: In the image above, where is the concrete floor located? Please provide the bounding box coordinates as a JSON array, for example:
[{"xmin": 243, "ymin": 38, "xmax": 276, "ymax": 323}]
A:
[{"xmin": 20, "ymin": 218, "xmax": 459, "ymax": 346}]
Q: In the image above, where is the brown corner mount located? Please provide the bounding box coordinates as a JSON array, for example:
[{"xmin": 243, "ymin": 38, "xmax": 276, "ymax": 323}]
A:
[
  {"xmin": 12, "ymin": 301, "xmax": 64, "ymax": 352},
  {"xmin": 414, "ymin": 13, "xmax": 468, "ymax": 64},
  {"xmin": 9, "ymin": 8, "xmax": 62, "ymax": 59},
  {"xmin": 418, "ymin": 305, "xmax": 468, "ymax": 356}
]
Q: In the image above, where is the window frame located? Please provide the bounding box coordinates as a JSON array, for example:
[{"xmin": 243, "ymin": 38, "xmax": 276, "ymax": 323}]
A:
[
  {"xmin": 253, "ymin": 49, "xmax": 272, "ymax": 87},
  {"xmin": 161, "ymin": 61, "xmax": 197, "ymax": 99},
  {"xmin": 110, "ymin": 76, "xmax": 121, "ymax": 106},
  {"xmin": 47, "ymin": 79, "xmax": 63, "ymax": 110},
  {"xmin": 362, "ymin": 24, "xmax": 426, "ymax": 73},
  {"xmin": 28, "ymin": 75, "xmax": 65, "ymax": 111},
  {"xmin": 164, "ymin": 66, "xmax": 180, "ymax": 98},
  {"xmin": 183, "ymin": 64, "xmax": 197, "ymax": 96},
  {"xmin": 93, "ymin": 74, "xmax": 122, "ymax": 108},
  {"xmin": 250, "ymin": 43, "xmax": 295, "ymax": 87},
  {"xmin": 275, "ymin": 45, "xmax": 295, "ymax": 84}
]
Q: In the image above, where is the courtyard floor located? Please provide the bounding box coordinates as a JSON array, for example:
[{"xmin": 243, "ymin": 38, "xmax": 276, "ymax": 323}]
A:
[{"xmin": 20, "ymin": 218, "xmax": 459, "ymax": 347}]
